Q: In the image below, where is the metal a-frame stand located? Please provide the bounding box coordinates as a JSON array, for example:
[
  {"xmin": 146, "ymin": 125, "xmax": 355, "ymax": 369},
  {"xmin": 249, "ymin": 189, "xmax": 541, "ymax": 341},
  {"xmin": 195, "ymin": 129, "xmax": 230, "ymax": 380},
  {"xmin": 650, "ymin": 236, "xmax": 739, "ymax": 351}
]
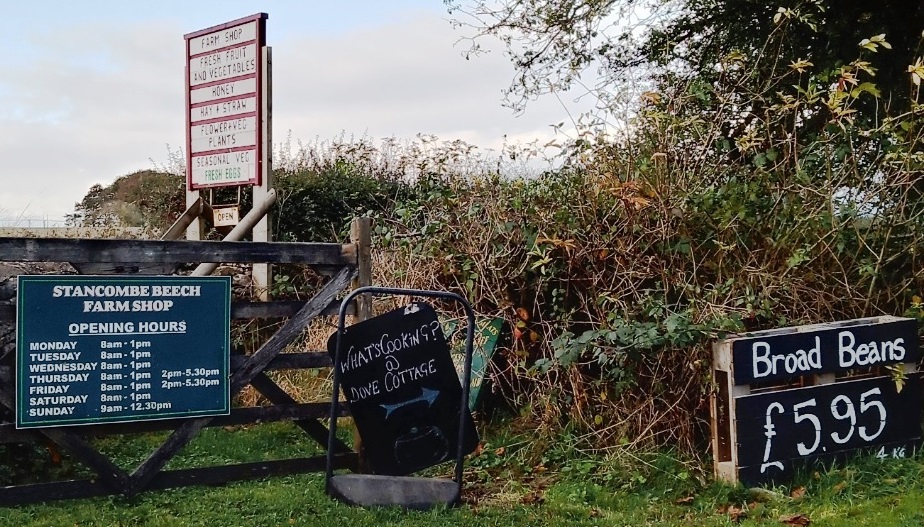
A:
[{"xmin": 325, "ymin": 286, "xmax": 476, "ymax": 510}]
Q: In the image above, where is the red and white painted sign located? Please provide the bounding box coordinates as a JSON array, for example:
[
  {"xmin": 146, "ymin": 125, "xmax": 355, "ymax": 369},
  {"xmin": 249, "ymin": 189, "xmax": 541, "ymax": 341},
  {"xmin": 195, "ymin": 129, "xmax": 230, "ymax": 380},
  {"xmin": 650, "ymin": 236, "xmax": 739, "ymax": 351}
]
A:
[{"xmin": 185, "ymin": 14, "xmax": 267, "ymax": 189}]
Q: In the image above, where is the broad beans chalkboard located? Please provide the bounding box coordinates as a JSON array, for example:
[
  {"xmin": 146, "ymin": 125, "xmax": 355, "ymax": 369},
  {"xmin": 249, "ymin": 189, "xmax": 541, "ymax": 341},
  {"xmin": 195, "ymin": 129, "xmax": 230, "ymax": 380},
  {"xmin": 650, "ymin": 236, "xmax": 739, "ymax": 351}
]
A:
[
  {"xmin": 735, "ymin": 375, "xmax": 920, "ymax": 483},
  {"xmin": 327, "ymin": 303, "xmax": 479, "ymax": 476},
  {"xmin": 712, "ymin": 316, "xmax": 921, "ymax": 486},
  {"xmin": 731, "ymin": 318, "xmax": 919, "ymax": 385}
]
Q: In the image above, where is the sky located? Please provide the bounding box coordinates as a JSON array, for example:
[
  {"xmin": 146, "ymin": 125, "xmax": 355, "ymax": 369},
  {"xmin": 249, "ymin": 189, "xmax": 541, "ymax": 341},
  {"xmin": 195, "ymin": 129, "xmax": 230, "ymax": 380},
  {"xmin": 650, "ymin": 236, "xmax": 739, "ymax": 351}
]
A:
[{"xmin": 0, "ymin": 0, "xmax": 594, "ymax": 226}]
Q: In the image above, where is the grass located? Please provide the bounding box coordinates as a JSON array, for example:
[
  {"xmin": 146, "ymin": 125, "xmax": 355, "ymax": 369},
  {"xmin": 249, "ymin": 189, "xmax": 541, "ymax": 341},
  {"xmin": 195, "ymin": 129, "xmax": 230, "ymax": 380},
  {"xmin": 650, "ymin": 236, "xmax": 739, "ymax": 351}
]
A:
[{"xmin": 0, "ymin": 421, "xmax": 922, "ymax": 526}]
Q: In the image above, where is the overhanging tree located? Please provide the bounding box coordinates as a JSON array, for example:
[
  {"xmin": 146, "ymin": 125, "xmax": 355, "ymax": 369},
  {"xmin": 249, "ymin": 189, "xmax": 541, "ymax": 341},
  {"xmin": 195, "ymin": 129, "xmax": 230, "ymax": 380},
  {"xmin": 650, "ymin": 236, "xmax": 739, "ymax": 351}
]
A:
[{"xmin": 446, "ymin": 0, "xmax": 924, "ymax": 115}]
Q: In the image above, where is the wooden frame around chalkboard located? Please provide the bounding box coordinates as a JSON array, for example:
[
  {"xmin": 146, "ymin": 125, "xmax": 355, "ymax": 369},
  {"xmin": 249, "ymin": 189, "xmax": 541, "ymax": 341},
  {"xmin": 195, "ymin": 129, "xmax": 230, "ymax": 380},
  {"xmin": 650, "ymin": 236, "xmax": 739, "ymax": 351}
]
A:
[{"xmin": 711, "ymin": 316, "xmax": 921, "ymax": 486}]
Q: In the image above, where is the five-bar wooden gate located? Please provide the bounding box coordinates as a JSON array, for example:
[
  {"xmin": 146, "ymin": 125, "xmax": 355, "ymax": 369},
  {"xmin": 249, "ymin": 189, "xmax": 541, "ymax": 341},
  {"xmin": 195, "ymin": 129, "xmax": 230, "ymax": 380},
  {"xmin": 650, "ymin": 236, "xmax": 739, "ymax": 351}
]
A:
[{"xmin": 0, "ymin": 218, "xmax": 371, "ymax": 504}]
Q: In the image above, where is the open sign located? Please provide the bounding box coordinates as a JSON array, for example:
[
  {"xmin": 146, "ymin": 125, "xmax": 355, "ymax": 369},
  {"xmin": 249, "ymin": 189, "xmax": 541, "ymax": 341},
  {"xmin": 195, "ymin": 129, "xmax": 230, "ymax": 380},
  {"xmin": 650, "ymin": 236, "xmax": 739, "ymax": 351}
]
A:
[{"xmin": 213, "ymin": 206, "xmax": 239, "ymax": 227}]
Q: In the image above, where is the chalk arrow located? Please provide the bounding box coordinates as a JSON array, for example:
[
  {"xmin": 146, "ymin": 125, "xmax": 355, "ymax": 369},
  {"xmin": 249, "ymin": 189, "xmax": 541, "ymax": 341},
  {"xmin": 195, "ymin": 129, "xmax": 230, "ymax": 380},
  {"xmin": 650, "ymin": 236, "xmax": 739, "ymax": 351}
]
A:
[{"xmin": 380, "ymin": 387, "xmax": 440, "ymax": 419}]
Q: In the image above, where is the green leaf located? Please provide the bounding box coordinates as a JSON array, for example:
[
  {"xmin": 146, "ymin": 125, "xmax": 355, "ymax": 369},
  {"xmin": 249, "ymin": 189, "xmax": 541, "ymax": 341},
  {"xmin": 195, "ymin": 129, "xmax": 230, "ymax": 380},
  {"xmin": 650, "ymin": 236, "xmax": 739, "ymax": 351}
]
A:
[
  {"xmin": 859, "ymin": 82, "xmax": 881, "ymax": 97},
  {"xmin": 576, "ymin": 331, "xmax": 595, "ymax": 344}
]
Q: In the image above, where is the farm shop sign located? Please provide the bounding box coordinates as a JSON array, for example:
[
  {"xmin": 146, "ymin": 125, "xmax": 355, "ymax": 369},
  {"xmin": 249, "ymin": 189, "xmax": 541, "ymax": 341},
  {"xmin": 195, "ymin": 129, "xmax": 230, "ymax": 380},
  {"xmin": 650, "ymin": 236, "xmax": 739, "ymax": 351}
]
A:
[
  {"xmin": 731, "ymin": 318, "xmax": 918, "ymax": 385},
  {"xmin": 713, "ymin": 317, "xmax": 921, "ymax": 485},
  {"xmin": 16, "ymin": 276, "xmax": 231, "ymax": 429},
  {"xmin": 185, "ymin": 13, "xmax": 267, "ymax": 189}
]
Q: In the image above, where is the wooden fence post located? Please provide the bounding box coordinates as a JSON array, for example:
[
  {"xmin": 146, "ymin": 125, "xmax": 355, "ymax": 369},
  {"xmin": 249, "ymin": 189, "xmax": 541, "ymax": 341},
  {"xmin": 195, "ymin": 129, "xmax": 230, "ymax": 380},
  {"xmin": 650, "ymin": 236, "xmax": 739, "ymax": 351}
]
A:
[
  {"xmin": 350, "ymin": 218, "xmax": 373, "ymax": 319},
  {"xmin": 349, "ymin": 217, "xmax": 373, "ymax": 470},
  {"xmin": 252, "ymin": 45, "xmax": 274, "ymax": 301}
]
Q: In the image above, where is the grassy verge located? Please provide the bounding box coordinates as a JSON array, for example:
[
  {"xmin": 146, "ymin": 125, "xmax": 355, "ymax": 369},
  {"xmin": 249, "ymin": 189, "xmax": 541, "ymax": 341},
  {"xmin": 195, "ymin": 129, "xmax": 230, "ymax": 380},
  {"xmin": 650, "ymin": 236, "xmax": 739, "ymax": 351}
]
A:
[{"xmin": 0, "ymin": 422, "xmax": 921, "ymax": 526}]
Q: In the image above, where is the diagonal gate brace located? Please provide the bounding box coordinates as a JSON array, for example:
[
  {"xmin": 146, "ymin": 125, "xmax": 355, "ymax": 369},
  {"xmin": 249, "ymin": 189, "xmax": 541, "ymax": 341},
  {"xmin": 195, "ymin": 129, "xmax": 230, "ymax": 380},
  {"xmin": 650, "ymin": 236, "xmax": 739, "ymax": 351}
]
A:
[
  {"xmin": 249, "ymin": 373, "xmax": 352, "ymax": 454},
  {"xmin": 126, "ymin": 266, "xmax": 356, "ymax": 496},
  {"xmin": 0, "ymin": 387, "xmax": 130, "ymax": 493}
]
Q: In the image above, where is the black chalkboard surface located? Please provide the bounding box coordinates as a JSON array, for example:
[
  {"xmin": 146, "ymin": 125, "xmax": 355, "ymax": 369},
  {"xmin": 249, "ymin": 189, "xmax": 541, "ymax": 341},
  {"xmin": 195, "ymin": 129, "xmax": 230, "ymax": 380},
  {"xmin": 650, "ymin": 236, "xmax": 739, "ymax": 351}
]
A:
[
  {"xmin": 327, "ymin": 303, "xmax": 479, "ymax": 476},
  {"xmin": 735, "ymin": 375, "xmax": 921, "ymax": 484},
  {"xmin": 731, "ymin": 318, "xmax": 919, "ymax": 385}
]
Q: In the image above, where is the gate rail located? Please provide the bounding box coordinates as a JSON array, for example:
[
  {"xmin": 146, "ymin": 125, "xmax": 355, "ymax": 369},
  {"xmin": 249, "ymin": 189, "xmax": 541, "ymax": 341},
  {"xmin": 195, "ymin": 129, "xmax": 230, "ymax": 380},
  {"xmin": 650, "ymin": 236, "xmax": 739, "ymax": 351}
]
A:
[{"xmin": 0, "ymin": 218, "xmax": 371, "ymax": 504}]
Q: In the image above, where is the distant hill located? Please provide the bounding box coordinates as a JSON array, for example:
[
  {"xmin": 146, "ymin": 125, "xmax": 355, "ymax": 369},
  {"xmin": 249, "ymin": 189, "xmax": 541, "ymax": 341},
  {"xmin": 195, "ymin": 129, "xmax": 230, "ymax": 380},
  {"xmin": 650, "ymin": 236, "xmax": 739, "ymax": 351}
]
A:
[{"xmin": 69, "ymin": 170, "xmax": 185, "ymax": 231}]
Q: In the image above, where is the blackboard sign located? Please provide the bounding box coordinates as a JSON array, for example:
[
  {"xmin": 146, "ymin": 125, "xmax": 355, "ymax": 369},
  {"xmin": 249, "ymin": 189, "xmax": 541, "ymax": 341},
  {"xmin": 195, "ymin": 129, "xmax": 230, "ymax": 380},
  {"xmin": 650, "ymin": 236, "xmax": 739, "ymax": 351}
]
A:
[
  {"xmin": 16, "ymin": 275, "xmax": 231, "ymax": 429},
  {"xmin": 731, "ymin": 318, "xmax": 918, "ymax": 385},
  {"xmin": 735, "ymin": 375, "xmax": 920, "ymax": 483},
  {"xmin": 327, "ymin": 303, "xmax": 479, "ymax": 476},
  {"xmin": 712, "ymin": 316, "xmax": 922, "ymax": 486}
]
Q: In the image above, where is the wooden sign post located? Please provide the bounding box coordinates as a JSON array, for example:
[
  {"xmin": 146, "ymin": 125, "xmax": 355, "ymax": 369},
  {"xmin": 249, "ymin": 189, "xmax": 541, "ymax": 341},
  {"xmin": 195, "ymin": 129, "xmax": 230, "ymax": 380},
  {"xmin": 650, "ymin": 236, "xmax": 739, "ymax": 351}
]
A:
[
  {"xmin": 184, "ymin": 13, "xmax": 273, "ymax": 299},
  {"xmin": 712, "ymin": 316, "xmax": 921, "ymax": 485}
]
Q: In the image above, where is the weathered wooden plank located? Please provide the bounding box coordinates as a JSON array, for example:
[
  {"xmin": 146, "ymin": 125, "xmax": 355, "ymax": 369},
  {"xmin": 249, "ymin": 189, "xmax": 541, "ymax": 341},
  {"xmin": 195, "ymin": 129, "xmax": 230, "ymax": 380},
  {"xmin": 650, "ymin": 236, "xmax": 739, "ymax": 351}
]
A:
[
  {"xmin": 69, "ymin": 263, "xmax": 179, "ymax": 275},
  {"xmin": 349, "ymin": 218, "xmax": 373, "ymax": 470},
  {"xmin": 0, "ymin": 454, "xmax": 357, "ymax": 506},
  {"xmin": 230, "ymin": 352, "xmax": 331, "ymax": 371},
  {"xmin": 0, "ymin": 278, "xmax": 15, "ymax": 301},
  {"xmin": 250, "ymin": 373, "xmax": 350, "ymax": 452},
  {"xmin": 142, "ymin": 454, "xmax": 358, "ymax": 491},
  {"xmin": 0, "ymin": 238, "xmax": 356, "ymax": 266},
  {"xmin": 127, "ymin": 266, "xmax": 355, "ymax": 495},
  {"xmin": 0, "ymin": 402, "xmax": 346, "ymax": 443},
  {"xmin": 231, "ymin": 299, "xmax": 353, "ymax": 319},
  {"xmin": 0, "ymin": 299, "xmax": 352, "ymax": 324},
  {"xmin": 0, "ymin": 478, "xmax": 113, "ymax": 506},
  {"xmin": 0, "ymin": 387, "xmax": 130, "ymax": 493},
  {"xmin": 350, "ymin": 218, "xmax": 373, "ymax": 321}
]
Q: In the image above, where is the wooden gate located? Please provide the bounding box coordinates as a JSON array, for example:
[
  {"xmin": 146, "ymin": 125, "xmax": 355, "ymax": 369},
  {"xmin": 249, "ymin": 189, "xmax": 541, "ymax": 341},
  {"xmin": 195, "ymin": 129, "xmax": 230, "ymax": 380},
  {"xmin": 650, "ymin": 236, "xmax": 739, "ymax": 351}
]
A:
[{"xmin": 0, "ymin": 218, "xmax": 371, "ymax": 505}]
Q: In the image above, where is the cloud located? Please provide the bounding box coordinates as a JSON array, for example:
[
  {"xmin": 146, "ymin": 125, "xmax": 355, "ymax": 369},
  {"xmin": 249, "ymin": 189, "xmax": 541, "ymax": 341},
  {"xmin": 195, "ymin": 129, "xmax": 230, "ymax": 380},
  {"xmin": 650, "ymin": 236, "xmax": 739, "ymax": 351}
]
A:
[
  {"xmin": 273, "ymin": 13, "xmax": 584, "ymax": 146},
  {"xmin": 0, "ymin": 21, "xmax": 186, "ymax": 222},
  {"xmin": 0, "ymin": 11, "xmax": 588, "ymax": 222}
]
